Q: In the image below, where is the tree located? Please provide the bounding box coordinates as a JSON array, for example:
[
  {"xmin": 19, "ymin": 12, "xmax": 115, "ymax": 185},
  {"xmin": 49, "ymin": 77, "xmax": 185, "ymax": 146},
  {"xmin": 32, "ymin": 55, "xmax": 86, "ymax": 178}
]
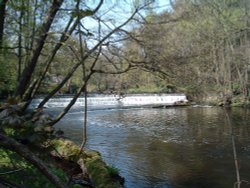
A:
[
  {"xmin": 124, "ymin": 0, "xmax": 250, "ymax": 104},
  {"xmin": 0, "ymin": 0, "xmax": 8, "ymax": 51},
  {"xmin": 0, "ymin": 0, "xmax": 157, "ymax": 186},
  {"xmin": 14, "ymin": 0, "xmax": 64, "ymax": 98}
]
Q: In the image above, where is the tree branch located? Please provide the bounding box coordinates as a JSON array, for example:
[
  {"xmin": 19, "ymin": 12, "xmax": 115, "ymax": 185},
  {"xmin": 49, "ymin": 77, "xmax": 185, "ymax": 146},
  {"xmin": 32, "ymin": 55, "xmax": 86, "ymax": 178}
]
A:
[
  {"xmin": 38, "ymin": 7, "xmax": 139, "ymax": 108},
  {"xmin": 0, "ymin": 133, "xmax": 67, "ymax": 188},
  {"xmin": 15, "ymin": 0, "xmax": 64, "ymax": 98}
]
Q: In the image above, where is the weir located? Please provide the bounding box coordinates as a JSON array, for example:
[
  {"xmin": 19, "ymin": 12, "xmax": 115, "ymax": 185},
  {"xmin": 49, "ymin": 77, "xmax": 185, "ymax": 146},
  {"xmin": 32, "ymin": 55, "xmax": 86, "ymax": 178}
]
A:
[{"xmin": 30, "ymin": 93, "xmax": 188, "ymax": 109}]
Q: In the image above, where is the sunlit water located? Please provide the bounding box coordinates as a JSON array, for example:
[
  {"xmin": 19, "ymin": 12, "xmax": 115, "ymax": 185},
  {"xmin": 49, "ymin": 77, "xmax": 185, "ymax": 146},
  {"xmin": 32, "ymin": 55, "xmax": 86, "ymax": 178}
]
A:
[{"xmin": 54, "ymin": 107, "xmax": 250, "ymax": 188}]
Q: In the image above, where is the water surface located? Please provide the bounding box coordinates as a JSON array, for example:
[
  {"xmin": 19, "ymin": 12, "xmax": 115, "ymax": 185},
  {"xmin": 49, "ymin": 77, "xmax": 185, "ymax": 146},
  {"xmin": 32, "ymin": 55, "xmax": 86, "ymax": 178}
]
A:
[{"xmin": 55, "ymin": 107, "xmax": 250, "ymax": 188}]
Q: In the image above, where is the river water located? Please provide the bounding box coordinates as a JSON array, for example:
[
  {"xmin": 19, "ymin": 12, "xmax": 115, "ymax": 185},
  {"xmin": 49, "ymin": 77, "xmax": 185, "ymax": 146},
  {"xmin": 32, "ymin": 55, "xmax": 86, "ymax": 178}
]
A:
[{"xmin": 54, "ymin": 106, "xmax": 250, "ymax": 188}]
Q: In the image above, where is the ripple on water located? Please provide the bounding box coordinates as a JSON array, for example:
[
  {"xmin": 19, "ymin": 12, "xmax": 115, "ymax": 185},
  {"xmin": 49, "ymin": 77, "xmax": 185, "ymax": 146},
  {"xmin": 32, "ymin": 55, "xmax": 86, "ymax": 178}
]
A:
[{"xmin": 55, "ymin": 107, "xmax": 250, "ymax": 188}]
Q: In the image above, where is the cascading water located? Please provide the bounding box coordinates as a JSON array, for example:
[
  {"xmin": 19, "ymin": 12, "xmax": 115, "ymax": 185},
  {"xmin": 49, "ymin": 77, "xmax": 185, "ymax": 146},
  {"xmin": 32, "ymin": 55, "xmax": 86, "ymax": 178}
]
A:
[{"xmin": 29, "ymin": 93, "xmax": 188, "ymax": 110}]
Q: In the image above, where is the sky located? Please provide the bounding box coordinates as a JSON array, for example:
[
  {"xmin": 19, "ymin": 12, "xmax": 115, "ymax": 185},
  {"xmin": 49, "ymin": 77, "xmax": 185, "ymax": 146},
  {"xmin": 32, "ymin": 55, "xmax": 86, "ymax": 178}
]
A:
[
  {"xmin": 78, "ymin": 0, "xmax": 172, "ymax": 47},
  {"xmin": 83, "ymin": 0, "xmax": 171, "ymax": 30}
]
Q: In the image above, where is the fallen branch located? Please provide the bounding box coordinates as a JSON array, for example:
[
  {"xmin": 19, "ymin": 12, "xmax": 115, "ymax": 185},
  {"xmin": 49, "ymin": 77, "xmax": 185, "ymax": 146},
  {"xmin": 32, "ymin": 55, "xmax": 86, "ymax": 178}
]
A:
[
  {"xmin": 0, "ymin": 176, "xmax": 24, "ymax": 188},
  {"xmin": 0, "ymin": 168, "xmax": 24, "ymax": 175},
  {"xmin": 0, "ymin": 133, "xmax": 67, "ymax": 188}
]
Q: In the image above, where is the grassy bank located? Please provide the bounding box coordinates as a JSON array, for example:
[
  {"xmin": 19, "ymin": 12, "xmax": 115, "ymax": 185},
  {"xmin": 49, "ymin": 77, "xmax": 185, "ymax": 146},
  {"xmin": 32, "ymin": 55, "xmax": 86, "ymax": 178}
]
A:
[{"xmin": 0, "ymin": 137, "xmax": 124, "ymax": 188}]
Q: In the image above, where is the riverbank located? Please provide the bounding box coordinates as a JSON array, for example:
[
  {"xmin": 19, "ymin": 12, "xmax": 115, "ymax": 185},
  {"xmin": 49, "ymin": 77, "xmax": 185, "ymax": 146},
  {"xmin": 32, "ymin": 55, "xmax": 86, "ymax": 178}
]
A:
[
  {"xmin": 190, "ymin": 92, "xmax": 250, "ymax": 107},
  {"xmin": 0, "ymin": 136, "xmax": 124, "ymax": 188},
  {"xmin": 52, "ymin": 138, "xmax": 124, "ymax": 188},
  {"xmin": 0, "ymin": 102, "xmax": 124, "ymax": 188}
]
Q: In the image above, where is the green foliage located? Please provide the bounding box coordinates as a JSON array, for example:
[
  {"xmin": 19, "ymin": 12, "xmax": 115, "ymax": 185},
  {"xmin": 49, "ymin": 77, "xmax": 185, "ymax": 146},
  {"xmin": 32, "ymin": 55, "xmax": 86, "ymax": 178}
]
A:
[
  {"xmin": 0, "ymin": 148, "xmax": 68, "ymax": 188},
  {"xmin": 182, "ymin": 85, "xmax": 203, "ymax": 98},
  {"xmin": 71, "ymin": 9, "xmax": 94, "ymax": 18},
  {"xmin": 231, "ymin": 95, "xmax": 250, "ymax": 107},
  {"xmin": 159, "ymin": 85, "xmax": 177, "ymax": 93},
  {"xmin": 2, "ymin": 127, "xmax": 16, "ymax": 137},
  {"xmin": 0, "ymin": 56, "xmax": 17, "ymax": 98},
  {"xmin": 127, "ymin": 86, "xmax": 161, "ymax": 94},
  {"xmin": 2, "ymin": 123, "xmax": 54, "ymax": 146}
]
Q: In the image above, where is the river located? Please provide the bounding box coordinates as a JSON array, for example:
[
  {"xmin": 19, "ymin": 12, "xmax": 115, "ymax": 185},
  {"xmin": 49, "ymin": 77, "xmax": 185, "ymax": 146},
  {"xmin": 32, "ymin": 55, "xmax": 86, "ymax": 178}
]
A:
[{"xmin": 54, "ymin": 106, "xmax": 250, "ymax": 188}]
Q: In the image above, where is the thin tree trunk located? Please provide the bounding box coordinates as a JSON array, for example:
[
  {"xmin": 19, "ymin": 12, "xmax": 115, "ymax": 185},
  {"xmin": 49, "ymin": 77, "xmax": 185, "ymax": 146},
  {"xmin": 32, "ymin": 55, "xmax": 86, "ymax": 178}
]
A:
[
  {"xmin": 47, "ymin": 72, "xmax": 94, "ymax": 126},
  {"xmin": 29, "ymin": 0, "xmax": 38, "ymax": 58},
  {"xmin": 212, "ymin": 43, "xmax": 220, "ymax": 86},
  {"xmin": 38, "ymin": 9, "xmax": 137, "ymax": 108},
  {"xmin": 29, "ymin": 16, "xmax": 77, "ymax": 100},
  {"xmin": 77, "ymin": 0, "xmax": 88, "ymax": 148},
  {"xmin": 15, "ymin": 0, "xmax": 64, "ymax": 98},
  {"xmin": 81, "ymin": 84, "xmax": 88, "ymax": 148},
  {"xmin": 27, "ymin": 0, "xmax": 103, "ymax": 102},
  {"xmin": 17, "ymin": 0, "xmax": 24, "ymax": 81},
  {"xmin": 0, "ymin": 0, "xmax": 8, "ymax": 51},
  {"xmin": 0, "ymin": 133, "xmax": 67, "ymax": 188},
  {"xmin": 225, "ymin": 109, "xmax": 241, "ymax": 188},
  {"xmin": 48, "ymin": 45, "xmax": 103, "ymax": 127},
  {"xmin": 243, "ymin": 68, "xmax": 249, "ymax": 107}
]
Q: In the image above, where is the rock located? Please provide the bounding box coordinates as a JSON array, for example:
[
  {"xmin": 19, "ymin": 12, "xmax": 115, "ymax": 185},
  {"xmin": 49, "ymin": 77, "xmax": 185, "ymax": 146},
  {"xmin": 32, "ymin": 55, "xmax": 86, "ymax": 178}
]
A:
[
  {"xmin": 72, "ymin": 179, "xmax": 92, "ymax": 187},
  {"xmin": 0, "ymin": 109, "xmax": 10, "ymax": 119},
  {"xmin": 0, "ymin": 113, "xmax": 23, "ymax": 126},
  {"xmin": 8, "ymin": 116, "xmax": 22, "ymax": 125},
  {"xmin": 0, "ymin": 103, "xmax": 10, "ymax": 111},
  {"xmin": 55, "ymin": 129, "xmax": 64, "ymax": 136},
  {"xmin": 43, "ymin": 126, "xmax": 54, "ymax": 133},
  {"xmin": 32, "ymin": 113, "xmax": 52, "ymax": 126},
  {"xmin": 51, "ymin": 138, "xmax": 124, "ymax": 188},
  {"xmin": 34, "ymin": 125, "xmax": 43, "ymax": 132}
]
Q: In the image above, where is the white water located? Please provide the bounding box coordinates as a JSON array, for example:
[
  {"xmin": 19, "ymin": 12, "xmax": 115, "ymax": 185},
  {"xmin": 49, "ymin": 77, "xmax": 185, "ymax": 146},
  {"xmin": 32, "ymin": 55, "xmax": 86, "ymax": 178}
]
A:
[{"xmin": 30, "ymin": 94, "xmax": 188, "ymax": 109}]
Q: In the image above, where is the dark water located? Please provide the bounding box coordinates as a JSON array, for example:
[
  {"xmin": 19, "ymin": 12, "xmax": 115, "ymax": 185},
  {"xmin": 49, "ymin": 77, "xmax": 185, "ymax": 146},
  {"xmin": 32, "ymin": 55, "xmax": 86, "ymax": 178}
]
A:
[{"xmin": 55, "ymin": 106, "xmax": 250, "ymax": 188}]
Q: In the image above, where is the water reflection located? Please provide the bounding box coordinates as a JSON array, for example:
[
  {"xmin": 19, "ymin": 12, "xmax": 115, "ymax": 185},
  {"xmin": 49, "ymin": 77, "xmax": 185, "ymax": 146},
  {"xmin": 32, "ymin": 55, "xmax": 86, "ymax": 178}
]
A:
[{"xmin": 55, "ymin": 107, "xmax": 250, "ymax": 188}]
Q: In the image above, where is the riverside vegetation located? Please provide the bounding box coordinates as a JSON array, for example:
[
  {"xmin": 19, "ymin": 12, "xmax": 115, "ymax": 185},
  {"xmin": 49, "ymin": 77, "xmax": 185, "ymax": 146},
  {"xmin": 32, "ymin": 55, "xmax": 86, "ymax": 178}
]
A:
[{"xmin": 0, "ymin": 100, "xmax": 124, "ymax": 188}]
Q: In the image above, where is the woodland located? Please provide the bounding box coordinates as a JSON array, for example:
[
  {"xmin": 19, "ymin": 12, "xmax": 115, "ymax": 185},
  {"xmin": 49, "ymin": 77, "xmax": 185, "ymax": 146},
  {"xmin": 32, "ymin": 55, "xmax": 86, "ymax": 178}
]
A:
[{"xmin": 0, "ymin": 0, "xmax": 250, "ymax": 187}]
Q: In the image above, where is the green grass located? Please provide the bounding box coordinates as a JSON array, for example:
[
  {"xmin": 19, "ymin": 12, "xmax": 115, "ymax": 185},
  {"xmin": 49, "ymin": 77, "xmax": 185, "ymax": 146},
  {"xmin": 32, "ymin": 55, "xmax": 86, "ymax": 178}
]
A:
[{"xmin": 0, "ymin": 148, "xmax": 68, "ymax": 188}]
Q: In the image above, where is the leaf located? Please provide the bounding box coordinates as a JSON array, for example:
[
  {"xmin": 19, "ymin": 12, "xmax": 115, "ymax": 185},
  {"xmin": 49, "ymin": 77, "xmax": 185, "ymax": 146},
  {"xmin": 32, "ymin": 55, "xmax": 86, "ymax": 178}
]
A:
[{"xmin": 71, "ymin": 9, "xmax": 94, "ymax": 18}]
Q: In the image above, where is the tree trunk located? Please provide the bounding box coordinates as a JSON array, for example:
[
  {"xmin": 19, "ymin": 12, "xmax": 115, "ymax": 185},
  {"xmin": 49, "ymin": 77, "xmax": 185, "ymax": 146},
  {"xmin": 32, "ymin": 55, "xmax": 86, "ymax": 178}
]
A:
[
  {"xmin": 48, "ymin": 71, "xmax": 94, "ymax": 126},
  {"xmin": 30, "ymin": 16, "xmax": 78, "ymax": 100},
  {"xmin": 0, "ymin": 0, "xmax": 8, "ymax": 51},
  {"xmin": 17, "ymin": 0, "xmax": 24, "ymax": 81},
  {"xmin": 15, "ymin": 0, "xmax": 63, "ymax": 98},
  {"xmin": 38, "ymin": 9, "xmax": 137, "ymax": 108},
  {"xmin": 24, "ymin": 0, "xmax": 104, "ymax": 102},
  {"xmin": 0, "ymin": 133, "xmax": 67, "ymax": 188}
]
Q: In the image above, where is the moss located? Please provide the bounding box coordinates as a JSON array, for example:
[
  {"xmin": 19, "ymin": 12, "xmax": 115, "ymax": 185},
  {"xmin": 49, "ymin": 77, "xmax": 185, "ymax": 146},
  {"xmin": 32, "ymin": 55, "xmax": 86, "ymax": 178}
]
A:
[
  {"xmin": 2, "ymin": 126, "xmax": 16, "ymax": 136},
  {"xmin": 0, "ymin": 137, "xmax": 123, "ymax": 188},
  {"xmin": 85, "ymin": 158, "xmax": 123, "ymax": 188},
  {"xmin": 51, "ymin": 139, "xmax": 87, "ymax": 161},
  {"xmin": 51, "ymin": 138, "xmax": 124, "ymax": 188},
  {"xmin": 72, "ymin": 184, "xmax": 84, "ymax": 188},
  {"xmin": 107, "ymin": 166, "xmax": 119, "ymax": 177}
]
